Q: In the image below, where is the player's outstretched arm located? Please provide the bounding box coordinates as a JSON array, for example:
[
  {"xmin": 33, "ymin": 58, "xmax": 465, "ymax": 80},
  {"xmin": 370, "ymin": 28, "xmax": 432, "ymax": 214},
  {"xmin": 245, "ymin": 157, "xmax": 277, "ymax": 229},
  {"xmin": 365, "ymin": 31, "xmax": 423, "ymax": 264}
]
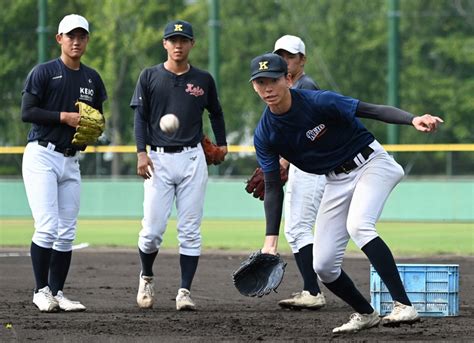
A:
[{"xmin": 412, "ymin": 114, "xmax": 444, "ymax": 132}]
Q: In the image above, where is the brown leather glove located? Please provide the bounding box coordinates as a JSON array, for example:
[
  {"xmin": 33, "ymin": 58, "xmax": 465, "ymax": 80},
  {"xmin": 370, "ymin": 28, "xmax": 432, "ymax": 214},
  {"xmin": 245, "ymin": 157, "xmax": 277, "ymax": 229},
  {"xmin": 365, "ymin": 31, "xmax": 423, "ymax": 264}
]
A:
[
  {"xmin": 245, "ymin": 165, "xmax": 288, "ymax": 201},
  {"xmin": 201, "ymin": 135, "xmax": 226, "ymax": 165}
]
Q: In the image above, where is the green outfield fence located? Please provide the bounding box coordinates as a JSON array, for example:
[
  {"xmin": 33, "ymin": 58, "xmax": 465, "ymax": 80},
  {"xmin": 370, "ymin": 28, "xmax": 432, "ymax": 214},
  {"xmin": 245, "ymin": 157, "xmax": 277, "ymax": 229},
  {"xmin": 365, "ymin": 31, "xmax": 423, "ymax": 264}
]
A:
[
  {"xmin": 1, "ymin": 178, "xmax": 472, "ymax": 221},
  {"xmin": 0, "ymin": 144, "xmax": 472, "ymax": 221}
]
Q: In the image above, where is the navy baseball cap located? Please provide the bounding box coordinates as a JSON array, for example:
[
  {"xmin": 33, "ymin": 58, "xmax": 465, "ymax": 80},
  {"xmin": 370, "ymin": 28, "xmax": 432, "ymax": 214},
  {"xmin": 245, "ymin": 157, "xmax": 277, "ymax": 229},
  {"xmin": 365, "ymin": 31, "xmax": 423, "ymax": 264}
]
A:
[
  {"xmin": 249, "ymin": 53, "xmax": 288, "ymax": 82},
  {"xmin": 163, "ymin": 20, "xmax": 194, "ymax": 39}
]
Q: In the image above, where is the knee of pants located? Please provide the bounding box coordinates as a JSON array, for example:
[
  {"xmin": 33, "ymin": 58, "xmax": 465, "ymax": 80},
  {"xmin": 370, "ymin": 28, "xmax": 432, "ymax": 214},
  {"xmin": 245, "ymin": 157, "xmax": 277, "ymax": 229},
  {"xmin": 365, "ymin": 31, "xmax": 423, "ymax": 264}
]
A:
[
  {"xmin": 284, "ymin": 230, "xmax": 299, "ymax": 253},
  {"xmin": 346, "ymin": 221, "xmax": 378, "ymax": 249},
  {"xmin": 178, "ymin": 234, "xmax": 201, "ymax": 256},
  {"xmin": 285, "ymin": 225, "xmax": 314, "ymax": 254},
  {"xmin": 313, "ymin": 255, "xmax": 341, "ymax": 283},
  {"xmin": 52, "ymin": 239, "xmax": 74, "ymax": 252},
  {"xmin": 32, "ymin": 230, "xmax": 58, "ymax": 249},
  {"xmin": 138, "ymin": 234, "xmax": 162, "ymax": 254}
]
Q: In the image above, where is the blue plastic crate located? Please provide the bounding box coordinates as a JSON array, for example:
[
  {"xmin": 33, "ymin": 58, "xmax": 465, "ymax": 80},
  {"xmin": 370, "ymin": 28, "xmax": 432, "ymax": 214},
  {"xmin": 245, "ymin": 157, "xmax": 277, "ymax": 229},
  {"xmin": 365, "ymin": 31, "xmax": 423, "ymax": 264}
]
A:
[{"xmin": 370, "ymin": 264, "xmax": 459, "ymax": 317}]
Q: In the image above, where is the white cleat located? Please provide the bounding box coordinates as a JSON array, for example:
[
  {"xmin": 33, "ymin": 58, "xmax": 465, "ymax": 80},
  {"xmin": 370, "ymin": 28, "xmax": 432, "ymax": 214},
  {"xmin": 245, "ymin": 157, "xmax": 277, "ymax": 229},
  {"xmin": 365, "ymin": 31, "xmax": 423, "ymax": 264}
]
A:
[
  {"xmin": 137, "ymin": 274, "xmax": 155, "ymax": 309},
  {"xmin": 278, "ymin": 291, "xmax": 326, "ymax": 310},
  {"xmin": 381, "ymin": 301, "xmax": 420, "ymax": 327},
  {"xmin": 54, "ymin": 291, "xmax": 86, "ymax": 312},
  {"xmin": 176, "ymin": 288, "xmax": 196, "ymax": 311},
  {"xmin": 332, "ymin": 311, "xmax": 381, "ymax": 334},
  {"xmin": 33, "ymin": 286, "xmax": 59, "ymax": 312}
]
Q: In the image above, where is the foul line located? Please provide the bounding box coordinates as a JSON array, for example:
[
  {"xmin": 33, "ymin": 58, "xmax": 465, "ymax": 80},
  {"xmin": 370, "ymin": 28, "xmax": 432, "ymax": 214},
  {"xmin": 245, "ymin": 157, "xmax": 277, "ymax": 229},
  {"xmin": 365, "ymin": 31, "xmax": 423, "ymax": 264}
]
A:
[{"xmin": 0, "ymin": 242, "xmax": 90, "ymax": 257}]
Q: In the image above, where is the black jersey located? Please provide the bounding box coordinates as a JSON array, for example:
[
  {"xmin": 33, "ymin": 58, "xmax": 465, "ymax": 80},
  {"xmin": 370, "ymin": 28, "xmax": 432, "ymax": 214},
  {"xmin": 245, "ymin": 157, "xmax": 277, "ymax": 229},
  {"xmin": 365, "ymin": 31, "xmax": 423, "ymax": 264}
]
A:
[
  {"xmin": 292, "ymin": 74, "xmax": 320, "ymax": 91},
  {"xmin": 130, "ymin": 64, "xmax": 226, "ymax": 151},
  {"xmin": 22, "ymin": 58, "xmax": 107, "ymax": 148}
]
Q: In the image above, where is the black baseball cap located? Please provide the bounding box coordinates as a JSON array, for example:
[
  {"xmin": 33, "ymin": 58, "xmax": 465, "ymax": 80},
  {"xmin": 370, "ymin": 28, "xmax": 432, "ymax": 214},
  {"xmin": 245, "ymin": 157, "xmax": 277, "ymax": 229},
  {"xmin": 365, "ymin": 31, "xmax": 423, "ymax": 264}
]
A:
[
  {"xmin": 249, "ymin": 53, "xmax": 288, "ymax": 82},
  {"xmin": 163, "ymin": 20, "xmax": 194, "ymax": 39}
]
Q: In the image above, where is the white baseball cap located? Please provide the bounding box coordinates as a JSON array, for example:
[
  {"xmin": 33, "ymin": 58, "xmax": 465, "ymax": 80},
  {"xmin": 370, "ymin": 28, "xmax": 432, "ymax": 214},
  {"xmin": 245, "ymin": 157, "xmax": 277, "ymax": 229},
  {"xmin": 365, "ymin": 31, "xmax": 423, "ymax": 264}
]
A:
[
  {"xmin": 58, "ymin": 14, "xmax": 89, "ymax": 34},
  {"xmin": 273, "ymin": 35, "xmax": 306, "ymax": 55}
]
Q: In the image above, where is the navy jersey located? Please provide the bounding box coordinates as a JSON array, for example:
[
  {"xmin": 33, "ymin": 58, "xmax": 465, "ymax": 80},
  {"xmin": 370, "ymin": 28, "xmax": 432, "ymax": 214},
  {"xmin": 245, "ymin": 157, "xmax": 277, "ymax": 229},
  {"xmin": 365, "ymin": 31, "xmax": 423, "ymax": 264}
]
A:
[
  {"xmin": 254, "ymin": 89, "xmax": 374, "ymax": 175},
  {"xmin": 22, "ymin": 58, "xmax": 107, "ymax": 148},
  {"xmin": 130, "ymin": 63, "xmax": 226, "ymax": 149}
]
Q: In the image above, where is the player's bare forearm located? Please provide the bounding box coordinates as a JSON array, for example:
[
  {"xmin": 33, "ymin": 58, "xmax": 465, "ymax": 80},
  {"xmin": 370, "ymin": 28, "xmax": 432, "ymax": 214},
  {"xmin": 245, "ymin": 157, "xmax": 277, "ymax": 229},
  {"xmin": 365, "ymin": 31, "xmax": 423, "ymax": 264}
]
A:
[
  {"xmin": 412, "ymin": 114, "xmax": 444, "ymax": 132},
  {"xmin": 137, "ymin": 152, "xmax": 154, "ymax": 179},
  {"xmin": 261, "ymin": 235, "xmax": 279, "ymax": 255}
]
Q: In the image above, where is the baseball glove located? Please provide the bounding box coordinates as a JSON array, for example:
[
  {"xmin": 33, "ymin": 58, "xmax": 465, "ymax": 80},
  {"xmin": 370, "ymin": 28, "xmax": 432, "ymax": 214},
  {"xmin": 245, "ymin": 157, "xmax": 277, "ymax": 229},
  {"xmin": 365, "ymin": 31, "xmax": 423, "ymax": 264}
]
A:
[
  {"xmin": 71, "ymin": 101, "xmax": 105, "ymax": 146},
  {"xmin": 245, "ymin": 165, "xmax": 289, "ymax": 201},
  {"xmin": 232, "ymin": 251, "xmax": 287, "ymax": 297},
  {"xmin": 201, "ymin": 135, "xmax": 226, "ymax": 165}
]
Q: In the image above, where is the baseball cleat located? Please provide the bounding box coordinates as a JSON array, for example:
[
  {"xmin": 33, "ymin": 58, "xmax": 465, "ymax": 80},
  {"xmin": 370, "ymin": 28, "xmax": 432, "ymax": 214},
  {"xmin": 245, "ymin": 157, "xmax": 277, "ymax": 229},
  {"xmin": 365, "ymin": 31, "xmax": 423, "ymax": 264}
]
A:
[
  {"xmin": 278, "ymin": 291, "xmax": 326, "ymax": 310},
  {"xmin": 54, "ymin": 291, "xmax": 86, "ymax": 312},
  {"xmin": 176, "ymin": 288, "xmax": 196, "ymax": 311},
  {"xmin": 381, "ymin": 301, "xmax": 420, "ymax": 327},
  {"xmin": 137, "ymin": 274, "xmax": 155, "ymax": 309},
  {"xmin": 33, "ymin": 286, "xmax": 60, "ymax": 312},
  {"xmin": 332, "ymin": 310, "xmax": 380, "ymax": 334}
]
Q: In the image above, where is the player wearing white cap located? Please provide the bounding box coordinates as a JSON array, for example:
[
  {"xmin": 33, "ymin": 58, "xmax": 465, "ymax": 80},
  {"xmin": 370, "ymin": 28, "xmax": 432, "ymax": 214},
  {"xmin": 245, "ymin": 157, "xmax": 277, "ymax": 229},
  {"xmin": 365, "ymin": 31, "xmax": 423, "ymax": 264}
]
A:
[
  {"xmin": 21, "ymin": 14, "xmax": 107, "ymax": 312},
  {"xmin": 272, "ymin": 35, "xmax": 327, "ymax": 310}
]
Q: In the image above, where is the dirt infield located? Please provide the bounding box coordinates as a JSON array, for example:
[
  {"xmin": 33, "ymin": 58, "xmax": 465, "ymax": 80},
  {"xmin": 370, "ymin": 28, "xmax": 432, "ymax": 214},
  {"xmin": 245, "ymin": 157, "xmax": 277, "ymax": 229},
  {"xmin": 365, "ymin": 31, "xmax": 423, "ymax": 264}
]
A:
[{"xmin": 0, "ymin": 249, "xmax": 472, "ymax": 342}]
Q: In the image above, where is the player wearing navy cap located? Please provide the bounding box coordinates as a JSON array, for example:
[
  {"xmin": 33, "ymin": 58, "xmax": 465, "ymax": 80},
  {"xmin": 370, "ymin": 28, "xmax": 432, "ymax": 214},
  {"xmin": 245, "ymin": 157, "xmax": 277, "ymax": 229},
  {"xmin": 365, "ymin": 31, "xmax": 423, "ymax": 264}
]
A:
[
  {"xmin": 131, "ymin": 20, "xmax": 227, "ymax": 311},
  {"xmin": 21, "ymin": 14, "xmax": 107, "ymax": 312},
  {"xmin": 249, "ymin": 53, "xmax": 443, "ymax": 333}
]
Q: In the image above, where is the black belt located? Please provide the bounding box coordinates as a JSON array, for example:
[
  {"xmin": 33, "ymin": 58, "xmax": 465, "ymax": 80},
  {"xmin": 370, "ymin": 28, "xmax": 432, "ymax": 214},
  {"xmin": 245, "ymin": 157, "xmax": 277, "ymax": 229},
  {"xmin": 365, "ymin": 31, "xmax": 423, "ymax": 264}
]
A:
[
  {"xmin": 37, "ymin": 141, "xmax": 78, "ymax": 157},
  {"xmin": 150, "ymin": 144, "xmax": 197, "ymax": 153},
  {"xmin": 333, "ymin": 146, "xmax": 374, "ymax": 175}
]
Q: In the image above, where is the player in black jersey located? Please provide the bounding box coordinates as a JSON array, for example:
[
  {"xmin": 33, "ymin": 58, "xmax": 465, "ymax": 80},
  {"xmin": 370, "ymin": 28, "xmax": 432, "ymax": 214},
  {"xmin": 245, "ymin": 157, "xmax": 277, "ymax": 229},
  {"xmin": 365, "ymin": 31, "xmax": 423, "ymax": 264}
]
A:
[{"xmin": 131, "ymin": 20, "xmax": 227, "ymax": 311}]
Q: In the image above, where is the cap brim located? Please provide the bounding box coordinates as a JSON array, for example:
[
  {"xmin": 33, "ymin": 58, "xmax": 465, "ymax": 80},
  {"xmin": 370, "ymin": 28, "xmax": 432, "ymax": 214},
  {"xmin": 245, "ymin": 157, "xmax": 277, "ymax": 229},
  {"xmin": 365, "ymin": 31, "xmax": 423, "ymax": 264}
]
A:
[
  {"xmin": 59, "ymin": 26, "xmax": 89, "ymax": 34},
  {"xmin": 273, "ymin": 47, "xmax": 302, "ymax": 55},
  {"xmin": 67, "ymin": 27, "xmax": 89, "ymax": 34},
  {"xmin": 249, "ymin": 71, "xmax": 285, "ymax": 82},
  {"xmin": 163, "ymin": 33, "xmax": 193, "ymax": 39}
]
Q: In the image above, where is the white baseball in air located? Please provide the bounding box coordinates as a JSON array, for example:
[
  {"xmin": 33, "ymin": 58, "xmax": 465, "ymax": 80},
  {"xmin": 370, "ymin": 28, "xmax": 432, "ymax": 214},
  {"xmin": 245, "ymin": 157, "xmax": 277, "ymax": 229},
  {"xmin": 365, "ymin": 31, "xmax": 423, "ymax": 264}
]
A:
[{"xmin": 159, "ymin": 114, "xmax": 179, "ymax": 134}]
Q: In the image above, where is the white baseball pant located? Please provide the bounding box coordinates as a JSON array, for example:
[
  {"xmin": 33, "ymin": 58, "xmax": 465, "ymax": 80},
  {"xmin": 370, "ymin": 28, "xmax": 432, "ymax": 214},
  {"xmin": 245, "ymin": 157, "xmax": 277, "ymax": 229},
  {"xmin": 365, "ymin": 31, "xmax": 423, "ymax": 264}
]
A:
[
  {"xmin": 22, "ymin": 142, "xmax": 81, "ymax": 252},
  {"xmin": 313, "ymin": 140, "xmax": 405, "ymax": 283},
  {"xmin": 284, "ymin": 165, "xmax": 326, "ymax": 253},
  {"xmin": 138, "ymin": 144, "xmax": 207, "ymax": 256}
]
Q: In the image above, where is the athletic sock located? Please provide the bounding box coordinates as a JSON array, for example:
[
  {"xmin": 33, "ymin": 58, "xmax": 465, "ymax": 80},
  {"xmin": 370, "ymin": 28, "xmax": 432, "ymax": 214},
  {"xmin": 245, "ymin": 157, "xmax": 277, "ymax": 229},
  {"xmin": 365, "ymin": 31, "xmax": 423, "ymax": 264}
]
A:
[
  {"xmin": 293, "ymin": 252, "xmax": 304, "ymax": 276},
  {"xmin": 298, "ymin": 244, "xmax": 321, "ymax": 295},
  {"xmin": 139, "ymin": 249, "xmax": 158, "ymax": 277},
  {"xmin": 323, "ymin": 269, "xmax": 374, "ymax": 314},
  {"xmin": 362, "ymin": 236, "xmax": 411, "ymax": 306},
  {"xmin": 30, "ymin": 242, "xmax": 52, "ymax": 291},
  {"xmin": 49, "ymin": 250, "xmax": 72, "ymax": 295},
  {"xmin": 180, "ymin": 254, "xmax": 199, "ymax": 290}
]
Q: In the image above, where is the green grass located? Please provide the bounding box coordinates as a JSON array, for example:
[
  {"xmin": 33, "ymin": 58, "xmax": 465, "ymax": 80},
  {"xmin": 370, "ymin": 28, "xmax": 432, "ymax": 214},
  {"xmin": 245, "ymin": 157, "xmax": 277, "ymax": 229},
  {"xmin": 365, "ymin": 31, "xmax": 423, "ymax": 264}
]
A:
[{"xmin": 0, "ymin": 219, "xmax": 472, "ymax": 256}]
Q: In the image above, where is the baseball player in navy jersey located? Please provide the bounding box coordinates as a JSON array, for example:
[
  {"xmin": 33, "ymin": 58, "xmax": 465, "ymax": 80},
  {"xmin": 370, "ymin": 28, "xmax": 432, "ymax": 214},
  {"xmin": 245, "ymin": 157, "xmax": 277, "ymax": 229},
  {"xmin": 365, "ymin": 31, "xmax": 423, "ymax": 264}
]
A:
[
  {"xmin": 21, "ymin": 14, "xmax": 107, "ymax": 312},
  {"xmin": 249, "ymin": 53, "xmax": 443, "ymax": 334},
  {"xmin": 272, "ymin": 35, "xmax": 326, "ymax": 310},
  {"xmin": 130, "ymin": 20, "xmax": 227, "ymax": 311}
]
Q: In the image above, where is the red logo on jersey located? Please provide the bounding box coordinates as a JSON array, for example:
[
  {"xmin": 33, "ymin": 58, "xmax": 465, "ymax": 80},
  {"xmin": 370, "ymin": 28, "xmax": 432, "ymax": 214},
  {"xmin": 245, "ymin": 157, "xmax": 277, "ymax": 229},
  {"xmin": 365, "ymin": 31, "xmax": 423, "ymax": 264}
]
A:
[
  {"xmin": 185, "ymin": 83, "xmax": 204, "ymax": 97},
  {"xmin": 306, "ymin": 124, "xmax": 327, "ymax": 141}
]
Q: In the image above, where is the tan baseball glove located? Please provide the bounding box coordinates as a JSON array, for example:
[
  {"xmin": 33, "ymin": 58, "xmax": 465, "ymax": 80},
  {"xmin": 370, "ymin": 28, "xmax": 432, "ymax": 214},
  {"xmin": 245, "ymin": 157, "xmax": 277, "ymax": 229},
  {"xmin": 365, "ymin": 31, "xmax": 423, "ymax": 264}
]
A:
[{"xmin": 71, "ymin": 101, "xmax": 105, "ymax": 145}]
